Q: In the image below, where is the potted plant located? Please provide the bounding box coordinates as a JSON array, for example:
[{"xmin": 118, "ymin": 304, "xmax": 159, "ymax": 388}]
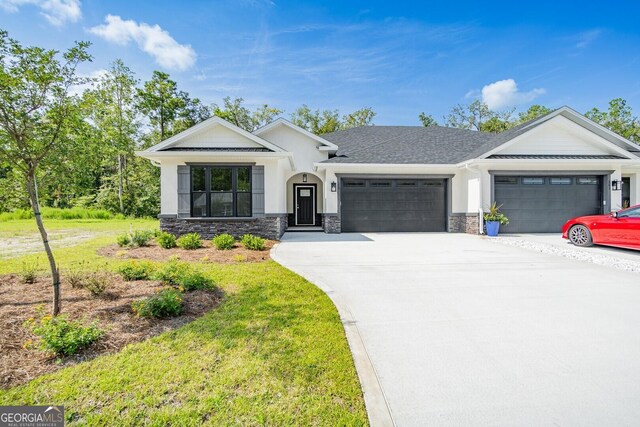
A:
[{"xmin": 483, "ymin": 202, "xmax": 509, "ymax": 236}]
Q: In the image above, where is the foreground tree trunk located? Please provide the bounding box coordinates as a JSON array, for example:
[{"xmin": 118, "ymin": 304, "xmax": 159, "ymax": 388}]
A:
[
  {"xmin": 118, "ymin": 153, "xmax": 125, "ymax": 214},
  {"xmin": 26, "ymin": 170, "xmax": 61, "ymax": 316}
]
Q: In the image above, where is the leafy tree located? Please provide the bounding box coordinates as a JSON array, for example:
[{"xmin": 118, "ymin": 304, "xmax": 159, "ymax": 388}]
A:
[
  {"xmin": 0, "ymin": 31, "xmax": 91, "ymax": 315},
  {"xmin": 418, "ymin": 113, "xmax": 438, "ymax": 127},
  {"xmin": 291, "ymin": 105, "xmax": 341, "ymax": 135},
  {"xmin": 211, "ymin": 97, "xmax": 281, "ymax": 132},
  {"xmin": 517, "ymin": 105, "xmax": 553, "ymax": 124},
  {"xmin": 445, "ymin": 100, "xmax": 513, "ymax": 133},
  {"xmin": 84, "ymin": 60, "xmax": 139, "ymax": 213},
  {"xmin": 137, "ymin": 71, "xmax": 187, "ymax": 141},
  {"xmin": 291, "ymin": 105, "xmax": 376, "ymax": 135},
  {"xmin": 585, "ymin": 98, "xmax": 640, "ymax": 143},
  {"xmin": 342, "ymin": 107, "xmax": 376, "ymax": 129}
]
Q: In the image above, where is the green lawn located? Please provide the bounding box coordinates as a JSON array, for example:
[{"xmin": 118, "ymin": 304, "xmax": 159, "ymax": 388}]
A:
[{"xmin": 0, "ymin": 219, "xmax": 367, "ymax": 425}]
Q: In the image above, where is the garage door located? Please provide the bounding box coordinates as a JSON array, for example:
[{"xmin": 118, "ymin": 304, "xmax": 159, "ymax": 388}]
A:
[
  {"xmin": 494, "ymin": 175, "xmax": 603, "ymax": 233},
  {"xmin": 340, "ymin": 178, "xmax": 447, "ymax": 232}
]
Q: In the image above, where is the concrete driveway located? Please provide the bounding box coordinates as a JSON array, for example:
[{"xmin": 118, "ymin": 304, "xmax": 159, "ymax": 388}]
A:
[{"xmin": 272, "ymin": 232, "xmax": 640, "ymax": 427}]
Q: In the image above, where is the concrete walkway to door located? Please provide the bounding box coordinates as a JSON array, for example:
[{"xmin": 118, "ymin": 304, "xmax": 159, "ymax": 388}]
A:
[{"xmin": 271, "ymin": 232, "xmax": 640, "ymax": 427}]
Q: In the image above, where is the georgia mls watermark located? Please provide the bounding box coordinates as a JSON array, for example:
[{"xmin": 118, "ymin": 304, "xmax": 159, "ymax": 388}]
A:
[{"xmin": 0, "ymin": 406, "xmax": 64, "ymax": 427}]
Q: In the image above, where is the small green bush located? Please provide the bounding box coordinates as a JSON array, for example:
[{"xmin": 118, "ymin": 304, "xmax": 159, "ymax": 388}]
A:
[
  {"xmin": 83, "ymin": 272, "xmax": 109, "ymax": 296},
  {"xmin": 177, "ymin": 233, "xmax": 202, "ymax": 250},
  {"xmin": 179, "ymin": 270, "xmax": 215, "ymax": 291},
  {"xmin": 156, "ymin": 231, "xmax": 177, "ymax": 249},
  {"xmin": 212, "ymin": 233, "xmax": 235, "ymax": 250},
  {"xmin": 117, "ymin": 260, "xmax": 156, "ymax": 281},
  {"xmin": 24, "ymin": 308, "xmax": 104, "ymax": 356},
  {"xmin": 241, "ymin": 234, "xmax": 266, "ymax": 251},
  {"xmin": 20, "ymin": 260, "xmax": 39, "ymax": 284},
  {"xmin": 131, "ymin": 288, "xmax": 183, "ymax": 319},
  {"xmin": 153, "ymin": 259, "xmax": 191, "ymax": 285},
  {"xmin": 65, "ymin": 270, "xmax": 84, "ymax": 289},
  {"xmin": 116, "ymin": 233, "xmax": 131, "ymax": 247},
  {"xmin": 130, "ymin": 230, "xmax": 153, "ymax": 247}
]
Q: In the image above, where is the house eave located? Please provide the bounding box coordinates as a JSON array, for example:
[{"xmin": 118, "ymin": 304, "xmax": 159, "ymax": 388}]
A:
[{"xmin": 136, "ymin": 150, "xmax": 293, "ymax": 160}]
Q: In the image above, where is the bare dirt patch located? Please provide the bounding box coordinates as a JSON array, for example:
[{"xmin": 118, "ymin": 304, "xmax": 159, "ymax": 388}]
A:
[
  {"xmin": 0, "ymin": 274, "xmax": 222, "ymax": 388},
  {"xmin": 0, "ymin": 230, "xmax": 108, "ymax": 260},
  {"xmin": 97, "ymin": 240, "xmax": 274, "ymax": 263}
]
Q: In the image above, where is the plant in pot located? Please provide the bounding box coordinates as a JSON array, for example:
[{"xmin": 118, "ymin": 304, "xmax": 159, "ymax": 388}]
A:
[{"xmin": 483, "ymin": 202, "xmax": 509, "ymax": 236}]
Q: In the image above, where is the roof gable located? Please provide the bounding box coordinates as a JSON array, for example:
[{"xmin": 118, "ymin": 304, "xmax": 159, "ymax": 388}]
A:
[
  {"xmin": 144, "ymin": 116, "xmax": 285, "ymax": 153},
  {"xmin": 469, "ymin": 107, "xmax": 639, "ymax": 161},
  {"xmin": 485, "ymin": 115, "xmax": 635, "ymax": 158},
  {"xmin": 253, "ymin": 118, "xmax": 338, "ymax": 151}
]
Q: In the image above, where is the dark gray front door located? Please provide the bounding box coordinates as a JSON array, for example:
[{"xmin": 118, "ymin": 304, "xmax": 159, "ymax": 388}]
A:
[
  {"xmin": 296, "ymin": 186, "xmax": 315, "ymax": 225},
  {"xmin": 494, "ymin": 175, "xmax": 603, "ymax": 233},
  {"xmin": 340, "ymin": 178, "xmax": 447, "ymax": 232}
]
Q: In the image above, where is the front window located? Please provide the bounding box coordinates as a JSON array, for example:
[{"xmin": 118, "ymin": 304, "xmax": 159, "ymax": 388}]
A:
[{"xmin": 191, "ymin": 166, "xmax": 252, "ymax": 217}]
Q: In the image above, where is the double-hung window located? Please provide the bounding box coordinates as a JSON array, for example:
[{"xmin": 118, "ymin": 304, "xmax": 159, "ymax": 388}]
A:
[{"xmin": 191, "ymin": 166, "xmax": 252, "ymax": 217}]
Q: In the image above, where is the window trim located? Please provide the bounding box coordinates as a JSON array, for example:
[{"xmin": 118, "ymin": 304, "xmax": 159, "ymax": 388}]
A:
[{"xmin": 190, "ymin": 165, "xmax": 252, "ymax": 218}]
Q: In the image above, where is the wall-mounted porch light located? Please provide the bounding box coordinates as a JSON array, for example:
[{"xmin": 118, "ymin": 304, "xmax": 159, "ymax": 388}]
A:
[
  {"xmin": 302, "ymin": 173, "xmax": 307, "ymax": 183},
  {"xmin": 612, "ymin": 179, "xmax": 623, "ymax": 191},
  {"xmin": 331, "ymin": 181, "xmax": 337, "ymax": 192}
]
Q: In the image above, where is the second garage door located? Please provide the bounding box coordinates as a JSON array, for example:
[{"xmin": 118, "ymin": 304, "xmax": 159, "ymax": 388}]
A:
[
  {"xmin": 340, "ymin": 178, "xmax": 447, "ymax": 232},
  {"xmin": 494, "ymin": 175, "xmax": 603, "ymax": 233}
]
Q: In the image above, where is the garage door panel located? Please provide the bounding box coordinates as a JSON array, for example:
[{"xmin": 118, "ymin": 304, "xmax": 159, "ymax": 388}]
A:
[
  {"xmin": 341, "ymin": 178, "xmax": 447, "ymax": 232},
  {"xmin": 495, "ymin": 175, "xmax": 602, "ymax": 233}
]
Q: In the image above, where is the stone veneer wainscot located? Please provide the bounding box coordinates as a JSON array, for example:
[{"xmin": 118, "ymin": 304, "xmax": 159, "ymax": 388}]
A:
[{"xmin": 159, "ymin": 214, "xmax": 288, "ymax": 240}]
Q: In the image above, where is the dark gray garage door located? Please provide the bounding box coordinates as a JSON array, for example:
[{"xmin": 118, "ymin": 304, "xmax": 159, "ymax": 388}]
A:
[
  {"xmin": 340, "ymin": 178, "xmax": 447, "ymax": 232},
  {"xmin": 494, "ymin": 175, "xmax": 603, "ymax": 233}
]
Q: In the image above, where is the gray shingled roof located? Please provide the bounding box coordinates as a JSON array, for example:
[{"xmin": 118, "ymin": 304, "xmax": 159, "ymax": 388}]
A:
[
  {"xmin": 321, "ymin": 125, "xmax": 496, "ymax": 164},
  {"xmin": 321, "ymin": 108, "xmax": 619, "ymax": 164}
]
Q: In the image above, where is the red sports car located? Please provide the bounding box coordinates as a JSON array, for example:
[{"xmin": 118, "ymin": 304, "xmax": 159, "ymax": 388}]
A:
[{"xmin": 562, "ymin": 204, "xmax": 640, "ymax": 250}]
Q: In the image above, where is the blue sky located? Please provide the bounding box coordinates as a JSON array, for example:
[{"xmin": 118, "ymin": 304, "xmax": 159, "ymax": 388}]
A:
[{"xmin": 1, "ymin": 0, "xmax": 640, "ymax": 125}]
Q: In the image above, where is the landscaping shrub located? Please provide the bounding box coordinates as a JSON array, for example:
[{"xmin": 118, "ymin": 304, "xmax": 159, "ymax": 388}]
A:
[
  {"xmin": 153, "ymin": 259, "xmax": 191, "ymax": 286},
  {"xmin": 177, "ymin": 233, "xmax": 202, "ymax": 250},
  {"xmin": 212, "ymin": 233, "xmax": 235, "ymax": 250},
  {"xmin": 83, "ymin": 272, "xmax": 109, "ymax": 296},
  {"xmin": 131, "ymin": 288, "xmax": 183, "ymax": 319},
  {"xmin": 116, "ymin": 233, "xmax": 131, "ymax": 247},
  {"xmin": 117, "ymin": 260, "xmax": 156, "ymax": 281},
  {"xmin": 65, "ymin": 270, "xmax": 85, "ymax": 289},
  {"xmin": 179, "ymin": 270, "xmax": 215, "ymax": 291},
  {"xmin": 241, "ymin": 234, "xmax": 266, "ymax": 251},
  {"xmin": 20, "ymin": 260, "xmax": 38, "ymax": 284},
  {"xmin": 156, "ymin": 231, "xmax": 177, "ymax": 249},
  {"xmin": 130, "ymin": 230, "xmax": 154, "ymax": 247},
  {"xmin": 116, "ymin": 229, "xmax": 155, "ymax": 248},
  {"xmin": 24, "ymin": 307, "xmax": 104, "ymax": 356}
]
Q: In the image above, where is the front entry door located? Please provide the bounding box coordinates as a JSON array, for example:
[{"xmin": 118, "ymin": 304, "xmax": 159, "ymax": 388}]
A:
[{"xmin": 296, "ymin": 186, "xmax": 315, "ymax": 225}]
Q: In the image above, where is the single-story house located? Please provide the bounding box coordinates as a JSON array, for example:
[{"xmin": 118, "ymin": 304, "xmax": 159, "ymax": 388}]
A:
[{"xmin": 137, "ymin": 106, "xmax": 640, "ymax": 240}]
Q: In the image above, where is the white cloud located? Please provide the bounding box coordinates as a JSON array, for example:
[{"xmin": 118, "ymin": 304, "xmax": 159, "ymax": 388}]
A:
[
  {"xmin": 481, "ymin": 79, "xmax": 545, "ymax": 110},
  {"xmin": 0, "ymin": 0, "xmax": 81, "ymax": 26},
  {"xmin": 576, "ymin": 29, "xmax": 601, "ymax": 49},
  {"xmin": 89, "ymin": 15, "xmax": 196, "ymax": 71}
]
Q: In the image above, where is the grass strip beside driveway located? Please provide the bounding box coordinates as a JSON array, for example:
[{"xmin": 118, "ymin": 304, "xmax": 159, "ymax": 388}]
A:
[{"xmin": 0, "ymin": 261, "xmax": 367, "ymax": 426}]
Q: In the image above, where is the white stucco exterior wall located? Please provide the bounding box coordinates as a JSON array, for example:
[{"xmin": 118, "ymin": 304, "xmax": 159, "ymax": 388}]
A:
[{"xmin": 160, "ymin": 162, "xmax": 178, "ymax": 214}]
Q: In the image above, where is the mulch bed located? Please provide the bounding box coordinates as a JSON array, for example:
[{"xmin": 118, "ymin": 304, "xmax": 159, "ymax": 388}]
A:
[
  {"xmin": 97, "ymin": 240, "xmax": 275, "ymax": 263},
  {"xmin": 0, "ymin": 274, "xmax": 222, "ymax": 389}
]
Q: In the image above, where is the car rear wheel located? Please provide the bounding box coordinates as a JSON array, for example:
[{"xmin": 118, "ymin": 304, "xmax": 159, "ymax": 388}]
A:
[{"xmin": 568, "ymin": 224, "xmax": 593, "ymax": 247}]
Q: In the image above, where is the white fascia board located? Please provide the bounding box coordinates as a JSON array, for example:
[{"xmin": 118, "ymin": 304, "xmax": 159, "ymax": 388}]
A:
[
  {"xmin": 460, "ymin": 158, "xmax": 640, "ymax": 166},
  {"xmin": 254, "ymin": 118, "xmax": 339, "ymax": 150},
  {"xmin": 143, "ymin": 116, "xmax": 286, "ymax": 153},
  {"xmin": 136, "ymin": 150, "xmax": 292, "ymax": 160},
  {"xmin": 314, "ymin": 162, "xmax": 457, "ymax": 169}
]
